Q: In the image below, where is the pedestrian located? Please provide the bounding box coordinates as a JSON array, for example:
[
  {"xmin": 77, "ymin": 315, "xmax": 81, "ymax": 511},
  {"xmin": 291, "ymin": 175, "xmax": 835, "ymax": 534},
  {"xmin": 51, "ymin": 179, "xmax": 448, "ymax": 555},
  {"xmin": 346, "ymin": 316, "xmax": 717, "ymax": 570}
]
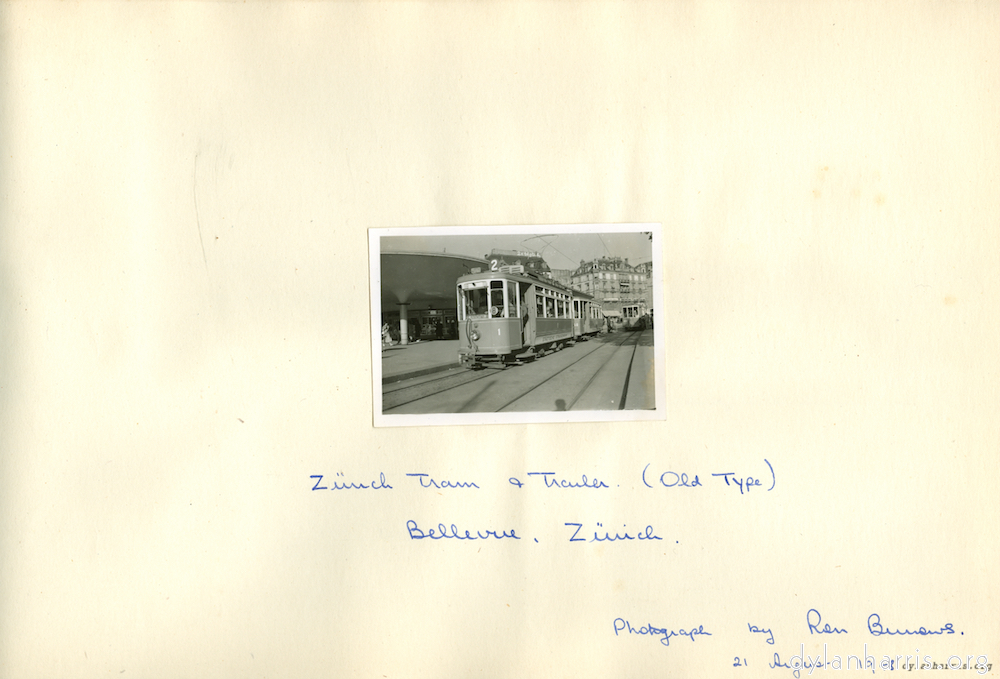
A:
[{"xmin": 436, "ymin": 319, "xmax": 443, "ymax": 339}]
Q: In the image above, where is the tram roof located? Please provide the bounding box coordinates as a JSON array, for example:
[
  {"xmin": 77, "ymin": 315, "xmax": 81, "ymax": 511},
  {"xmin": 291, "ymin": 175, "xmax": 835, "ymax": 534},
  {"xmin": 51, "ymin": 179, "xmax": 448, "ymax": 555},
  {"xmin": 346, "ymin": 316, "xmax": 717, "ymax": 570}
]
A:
[
  {"xmin": 457, "ymin": 269, "xmax": 590, "ymax": 297},
  {"xmin": 457, "ymin": 269, "xmax": 567, "ymax": 288}
]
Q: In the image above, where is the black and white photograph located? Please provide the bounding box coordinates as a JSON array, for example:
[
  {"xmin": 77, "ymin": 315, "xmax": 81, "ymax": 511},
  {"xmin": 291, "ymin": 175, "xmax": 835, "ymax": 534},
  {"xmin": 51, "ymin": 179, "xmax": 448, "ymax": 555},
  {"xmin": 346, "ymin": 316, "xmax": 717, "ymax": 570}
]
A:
[{"xmin": 370, "ymin": 224, "xmax": 665, "ymax": 426}]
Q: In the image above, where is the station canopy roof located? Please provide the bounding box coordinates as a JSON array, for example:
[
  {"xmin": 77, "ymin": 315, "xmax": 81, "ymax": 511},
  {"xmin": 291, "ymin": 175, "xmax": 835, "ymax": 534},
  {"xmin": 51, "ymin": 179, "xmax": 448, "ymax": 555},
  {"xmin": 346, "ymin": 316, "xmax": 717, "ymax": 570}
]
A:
[{"xmin": 380, "ymin": 251, "xmax": 486, "ymax": 309}]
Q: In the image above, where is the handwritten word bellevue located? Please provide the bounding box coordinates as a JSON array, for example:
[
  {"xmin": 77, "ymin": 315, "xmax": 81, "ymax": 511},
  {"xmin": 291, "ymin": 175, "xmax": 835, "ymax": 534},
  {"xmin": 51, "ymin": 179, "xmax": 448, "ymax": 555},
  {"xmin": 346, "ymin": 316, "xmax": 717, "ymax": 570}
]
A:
[{"xmin": 405, "ymin": 520, "xmax": 518, "ymax": 541}]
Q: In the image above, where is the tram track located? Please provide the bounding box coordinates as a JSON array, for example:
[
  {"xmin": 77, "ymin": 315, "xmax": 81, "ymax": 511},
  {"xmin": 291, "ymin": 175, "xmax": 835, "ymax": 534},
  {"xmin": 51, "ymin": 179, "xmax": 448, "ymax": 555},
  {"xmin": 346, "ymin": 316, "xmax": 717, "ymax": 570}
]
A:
[
  {"xmin": 616, "ymin": 331, "xmax": 642, "ymax": 409},
  {"xmin": 383, "ymin": 333, "xmax": 616, "ymax": 413},
  {"xmin": 382, "ymin": 329, "xmax": 649, "ymax": 414},
  {"xmin": 458, "ymin": 332, "xmax": 638, "ymax": 413},
  {"xmin": 571, "ymin": 330, "xmax": 642, "ymax": 410},
  {"xmin": 496, "ymin": 330, "xmax": 642, "ymax": 412},
  {"xmin": 382, "ymin": 368, "xmax": 496, "ymax": 411}
]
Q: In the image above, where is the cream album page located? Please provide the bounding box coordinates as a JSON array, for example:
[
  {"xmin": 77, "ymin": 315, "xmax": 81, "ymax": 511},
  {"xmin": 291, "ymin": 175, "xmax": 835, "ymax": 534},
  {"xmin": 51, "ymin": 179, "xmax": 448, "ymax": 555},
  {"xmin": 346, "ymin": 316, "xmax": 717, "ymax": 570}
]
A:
[{"xmin": 2, "ymin": 3, "xmax": 997, "ymax": 678}]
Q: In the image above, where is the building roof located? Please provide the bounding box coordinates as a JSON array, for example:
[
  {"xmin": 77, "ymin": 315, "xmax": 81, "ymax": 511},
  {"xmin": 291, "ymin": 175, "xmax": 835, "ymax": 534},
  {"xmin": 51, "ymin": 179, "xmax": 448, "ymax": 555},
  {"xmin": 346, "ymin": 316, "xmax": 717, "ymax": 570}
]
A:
[
  {"xmin": 380, "ymin": 251, "xmax": 486, "ymax": 308},
  {"xmin": 571, "ymin": 256, "xmax": 639, "ymax": 276}
]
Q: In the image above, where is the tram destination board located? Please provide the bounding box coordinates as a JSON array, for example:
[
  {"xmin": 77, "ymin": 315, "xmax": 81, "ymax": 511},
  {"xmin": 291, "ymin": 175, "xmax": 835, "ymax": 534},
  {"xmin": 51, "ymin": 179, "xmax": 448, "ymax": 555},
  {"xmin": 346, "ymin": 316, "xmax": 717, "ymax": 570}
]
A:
[{"xmin": 369, "ymin": 224, "xmax": 665, "ymax": 427}]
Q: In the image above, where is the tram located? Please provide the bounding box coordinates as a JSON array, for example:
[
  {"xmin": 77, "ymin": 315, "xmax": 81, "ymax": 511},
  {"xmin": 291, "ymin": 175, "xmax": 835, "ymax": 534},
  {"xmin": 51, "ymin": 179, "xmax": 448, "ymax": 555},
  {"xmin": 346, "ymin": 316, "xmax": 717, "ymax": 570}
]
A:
[
  {"xmin": 572, "ymin": 290, "xmax": 604, "ymax": 339},
  {"xmin": 457, "ymin": 267, "xmax": 599, "ymax": 369},
  {"xmin": 621, "ymin": 304, "xmax": 644, "ymax": 329}
]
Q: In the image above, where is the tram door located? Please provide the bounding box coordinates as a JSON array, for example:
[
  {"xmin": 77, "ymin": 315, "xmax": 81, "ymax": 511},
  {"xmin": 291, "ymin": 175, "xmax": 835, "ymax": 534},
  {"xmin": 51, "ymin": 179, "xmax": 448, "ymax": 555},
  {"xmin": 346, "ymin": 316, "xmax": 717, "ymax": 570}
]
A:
[
  {"xmin": 524, "ymin": 284, "xmax": 538, "ymax": 346},
  {"xmin": 514, "ymin": 282, "xmax": 533, "ymax": 347}
]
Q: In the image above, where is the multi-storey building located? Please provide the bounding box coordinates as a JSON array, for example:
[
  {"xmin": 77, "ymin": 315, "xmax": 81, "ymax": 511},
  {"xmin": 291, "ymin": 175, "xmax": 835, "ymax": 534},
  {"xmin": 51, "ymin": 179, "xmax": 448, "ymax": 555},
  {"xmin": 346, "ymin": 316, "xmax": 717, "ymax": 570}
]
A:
[
  {"xmin": 570, "ymin": 256, "xmax": 651, "ymax": 324},
  {"xmin": 633, "ymin": 260, "xmax": 653, "ymax": 276},
  {"xmin": 548, "ymin": 268, "xmax": 574, "ymax": 288}
]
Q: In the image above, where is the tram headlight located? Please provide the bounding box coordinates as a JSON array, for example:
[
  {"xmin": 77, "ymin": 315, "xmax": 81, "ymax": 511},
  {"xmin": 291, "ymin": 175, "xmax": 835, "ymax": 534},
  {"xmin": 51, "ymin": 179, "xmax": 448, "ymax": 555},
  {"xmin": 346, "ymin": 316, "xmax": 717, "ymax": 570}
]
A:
[{"xmin": 470, "ymin": 329, "xmax": 480, "ymax": 341}]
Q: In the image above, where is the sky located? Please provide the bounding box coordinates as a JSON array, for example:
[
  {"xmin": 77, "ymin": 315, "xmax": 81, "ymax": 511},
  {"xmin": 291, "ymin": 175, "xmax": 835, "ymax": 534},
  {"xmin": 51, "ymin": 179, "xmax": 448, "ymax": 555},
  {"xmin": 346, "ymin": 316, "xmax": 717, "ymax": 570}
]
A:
[{"xmin": 380, "ymin": 230, "xmax": 654, "ymax": 270}]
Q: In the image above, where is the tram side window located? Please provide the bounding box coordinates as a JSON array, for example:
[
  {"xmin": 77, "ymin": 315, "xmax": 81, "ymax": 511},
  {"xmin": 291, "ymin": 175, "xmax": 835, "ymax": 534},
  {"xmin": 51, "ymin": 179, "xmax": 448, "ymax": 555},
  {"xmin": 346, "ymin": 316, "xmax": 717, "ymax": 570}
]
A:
[
  {"xmin": 545, "ymin": 295, "xmax": 555, "ymax": 319},
  {"xmin": 490, "ymin": 281, "xmax": 505, "ymax": 317},
  {"xmin": 536, "ymin": 291, "xmax": 544, "ymax": 317},
  {"xmin": 506, "ymin": 280, "xmax": 518, "ymax": 317}
]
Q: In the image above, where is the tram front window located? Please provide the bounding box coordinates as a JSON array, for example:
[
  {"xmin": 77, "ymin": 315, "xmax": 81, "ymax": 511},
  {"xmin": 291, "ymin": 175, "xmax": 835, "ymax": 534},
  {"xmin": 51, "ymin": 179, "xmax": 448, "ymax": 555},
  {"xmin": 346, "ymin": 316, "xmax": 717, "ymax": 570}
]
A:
[{"xmin": 460, "ymin": 284, "xmax": 490, "ymax": 320}]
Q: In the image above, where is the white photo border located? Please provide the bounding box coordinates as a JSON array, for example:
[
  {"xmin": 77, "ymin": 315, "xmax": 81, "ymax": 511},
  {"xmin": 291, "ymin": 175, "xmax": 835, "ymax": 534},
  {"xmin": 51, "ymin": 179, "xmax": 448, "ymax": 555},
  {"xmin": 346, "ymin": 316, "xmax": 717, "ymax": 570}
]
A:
[{"xmin": 369, "ymin": 224, "xmax": 666, "ymax": 427}]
